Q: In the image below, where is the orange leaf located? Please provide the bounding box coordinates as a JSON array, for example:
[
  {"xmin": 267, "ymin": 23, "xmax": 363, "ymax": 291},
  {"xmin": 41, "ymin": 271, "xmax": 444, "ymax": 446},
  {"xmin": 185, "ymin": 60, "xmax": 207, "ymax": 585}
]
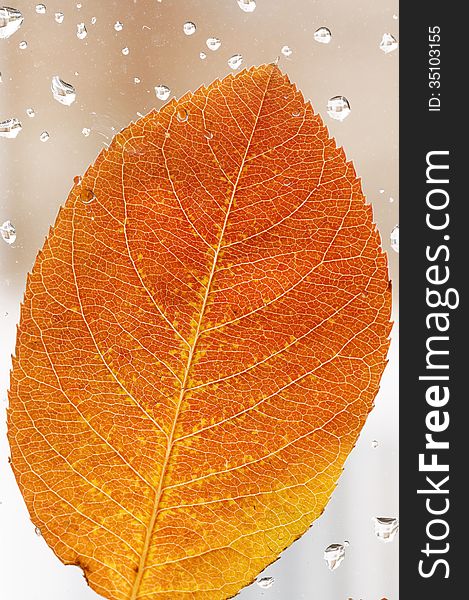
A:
[{"xmin": 8, "ymin": 64, "xmax": 392, "ymax": 599}]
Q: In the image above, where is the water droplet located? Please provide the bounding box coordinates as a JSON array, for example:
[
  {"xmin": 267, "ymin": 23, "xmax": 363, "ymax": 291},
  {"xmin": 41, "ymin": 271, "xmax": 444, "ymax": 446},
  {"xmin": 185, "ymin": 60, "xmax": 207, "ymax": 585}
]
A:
[
  {"xmin": 114, "ymin": 20, "xmax": 123, "ymax": 32},
  {"xmin": 35, "ymin": 4, "xmax": 46, "ymax": 15},
  {"xmin": 82, "ymin": 127, "xmax": 90, "ymax": 137},
  {"xmin": 91, "ymin": 16, "xmax": 97, "ymax": 25},
  {"xmin": 327, "ymin": 96, "xmax": 351, "ymax": 121},
  {"xmin": 228, "ymin": 54, "xmax": 243, "ymax": 70},
  {"xmin": 19, "ymin": 40, "xmax": 27, "ymax": 49},
  {"xmin": 206, "ymin": 37, "xmax": 221, "ymax": 51},
  {"xmin": 40, "ymin": 131, "xmax": 50, "ymax": 142},
  {"xmin": 324, "ymin": 543, "xmax": 345, "ymax": 571},
  {"xmin": 379, "ymin": 189, "xmax": 385, "ymax": 194},
  {"xmin": 389, "ymin": 196, "xmax": 395, "ymax": 203},
  {"xmin": 257, "ymin": 576, "xmax": 274, "ymax": 589},
  {"xmin": 199, "ymin": 52, "xmax": 206, "ymax": 60},
  {"xmin": 51, "ymin": 76, "xmax": 76, "ymax": 106},
  {"xmin": 390, "ymin": 225, "xmax": 399, "ymax": 253},
  {"xmin": 1, "ymin": 221, "xmax": 16, "ymax": 244},
  {"xmin": 7, "ymin": 456, "xmax": 12, "ymax": 464},
  {"xmin": 134, "ymin": 76, "xmax": 141, "ymax": 84},
  {"xmin": 176, "ymin": 108, "xmax": 188, "ymax": 123},
  {"xmin": 122, "ymin": 46, "xmax": 129, "ymax": 55},
  {"xmin": 183, "ymin": 21, "xmax": 196, "ymax": 36},
  {"xmin": 380, "ymin": 33, "xmax": 398, "ymax": 54},
  {"xmin": 314, "ymin": 27, "xmax": 332, "ymax": 44},
  {"xmin": 281, "ymin": 45, "xmax": 292, "ymax": 57},
  {"xmin": 0, "ymin": 117, "xmax": 22, "ymax": 139},
  {"xmin": 26, "ymin": 107, "xmax": 35, "ymax": 118},
  {"xmin": 343, "ymin": 540, "xmax": 350, "ymax": 547},
  {"xmin": 164, "ymin": 131, "xmax": 170, "ymax": 138},
  {"xmin": 393, "ymin": 14, "xmax": 398, "ymax": 20},
  {"xmin": 237, "ymin": 0, "xmax": 256, "ymax": 12},
  {"xmin": 76, "ymin": 22, "xmax": 87, "ymax": 39},
  {"xmin": 373, "ymin": 517, "xmax": 399, "ymax": 543},
  {"xmin": 291, "ymin": 108, "xmax": 301, "ymax": 117},
  {"xmin": 372, "ymin": 439, "xmax": 379, "ymax": 448},
  {"xmin": 73, "ymin": 175, "xmax": 82, "ymax": 185},
  {"xmin": 80, "ymin": 189, "xmax": 95, "ymax": 204},
  {"xmin": 0, "ymin": 6, "xmax": 24, "ymax": 39},
  {"xmin": 54, "ymin": 12, "xmax": 64, "ymax": 24},
  {"xmin": 155, "ymin": 84, "xmax": 170, "ymax": 100},
  {"xmin": 34, "ymin": 526, "xmax": 42, "ymax": 536},
  {"xmin": 76, "ymin": 2, "xmax": 82, "ymax": 8},
  {"xmin": 204, "ymin": 130, "xmax": 213, "ymax": 140}
]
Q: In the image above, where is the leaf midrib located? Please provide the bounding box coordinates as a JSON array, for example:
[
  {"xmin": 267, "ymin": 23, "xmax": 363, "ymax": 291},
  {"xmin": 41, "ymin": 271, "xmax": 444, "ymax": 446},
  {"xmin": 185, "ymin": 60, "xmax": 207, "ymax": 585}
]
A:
[{"xmin": 128, "ymin": 66, "xmax": 275, "ymax": 600}]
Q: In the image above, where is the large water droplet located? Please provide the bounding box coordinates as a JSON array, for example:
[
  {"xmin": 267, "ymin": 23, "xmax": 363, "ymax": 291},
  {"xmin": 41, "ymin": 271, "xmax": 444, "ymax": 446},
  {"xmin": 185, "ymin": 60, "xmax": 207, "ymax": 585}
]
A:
[
  {"xmin": 40, "ymin": 131, "xmax": 50, "ymax": 142},
  {"xmin": 183, "ymin": 21, "xmax": 196, "ymax": 36},
  {"xmin": 206, "ymin": 37, "xmax": 221, "ymax": 51},
  {"xmin": 390, "ymin": 225, "xmax": 399, "ymax": 253},
  {"xmin": 0, "ymin": 117, "xmax": 22, "ymax": 139},
  {"xmin": 54, "ymin": 12, "xmax": 64, "ymax": 24},
  {"xmin": 237, "ymin": 0, "xmax": 256, "ymax": 12},
  {"xmin": 114, "ymin": 20, "xmax": 123, "ymax": 32},
  {"xmin": 314, "ymin": 27, "xmax": 332, "ymax": 44},
  {"xmin": 0, "ymin": 6, "xmax": 23, "ymax": 39},
  {"xmin": 228, "ymin": 54, "xmax": 243, "ymax": 70},
  {"xmin": 35, "ymin": 4, "xmax": 46, "ymax": 14},
  {"xmin": 373, "ymin": 517, "xmax": 399, "ymax": 543},
  {"xmin": 327, "ymin": 96, "xmax": 351, "ymax": 121},
  {"xmin": 26, "ymin": 107, "xmax": 35, "ymax": 118},
  {"xmin": 76, "ymin": 22, "xmax": 87, "ymax": 39},
  {"xmin": 380, "ymin": 33, "xmax": 398, "ymax": 54},
  {"xmin": 257, "ymin": 576, "xmax": 274, "ymax": 589},
  {"xmin": 1, "ymin": 220, "xmax": 16, "ymax": 244},
  {"xmin": 155, "ymin": 84, "xmax": 170, "ymax": 101},
  {"xmin": 324, "ymin": 543, "xmax": 345, "ymax": 570},
  {"xmin": 51, "ymin": 76, "xmax": 76, "ymax": 106},
  {"xmin": 281, "ymin": 45, "xmax": 292, "ymax": 57}
]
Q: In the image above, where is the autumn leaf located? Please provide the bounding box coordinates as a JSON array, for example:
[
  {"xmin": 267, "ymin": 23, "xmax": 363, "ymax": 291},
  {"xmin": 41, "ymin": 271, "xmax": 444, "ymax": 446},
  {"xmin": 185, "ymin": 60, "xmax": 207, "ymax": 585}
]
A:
[{"xmin": 8, "ymin": 64, "xmax": 391, "ymax": 599}]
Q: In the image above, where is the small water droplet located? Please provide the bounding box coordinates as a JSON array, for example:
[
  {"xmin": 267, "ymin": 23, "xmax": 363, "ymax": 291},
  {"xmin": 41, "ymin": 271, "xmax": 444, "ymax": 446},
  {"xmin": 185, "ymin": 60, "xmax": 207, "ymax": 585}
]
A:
[
  {"xmin": 393, "ymin": 14, "xmax": 398, "ymax": 20},
  {"xmin": 281, "ymin": 45, "xmax": 292, "ymax": 57},
  {"xmin": 389, "ymin": 196, "xmax": 395, "ymax": 203},
  {"xmin": 76, "ymin": 2, "xmax": 82, "ymax": 8},
  {"xmin": 155, "ymin": 84, "xmax": 170, "ymax": 100},
  {"xmin": 314, "ymin": 27, "xmax": 332, "ymax": 44},
  {"xmin": 1, "ymin": 221, "xmax": 16, "ymax": 244},
  {"xmin": 51, "ymin": 76, "xmax": 76, "ymax": 106},
  {"xmin": 199, "ymin": 51, "xmax": 206, "ymax": 60},
  {"xmin": 324, "ymin": 543, "xmax": 345, "ymax": 571},
  {"xmin": 35, "ymin": 4, "xmax": 46, "ymax": 15},
  {"xmin": 237, "ymin": 0, "xmax": 256, "ymax": 12},
  {"xmin": 54, "ymin": 12, "xmax": 64, "ymax": 24},
  {"xmin": 0, "ymin": 6, "xmax": 24, "ymax": 39},
  {"xmin": 134, "ymin": 76, "xmax": 141, "ymax": 84},
  {"xmin": 114, "ymin": 20, "xmax": 123, "ymax": 32},
  {"xmin": 176, "ymin": 108, "xmax": 188, "ymax": 123},
  {"xmin": 122, "ymin": 46, "xmax": 129, "ymax": 55},
  {"xmin": 164, "ymin": 131, "xmax": 170, "ymax": 138},
  {"xmin": 183, "ymin": 21, "xmax": 196, "ymax": 36},
  {"xmin": 343, "ymin": 540, "xmax": 350, "ymax": 547},
  {"xmin": 257, "ymin": 576, "xmax": 274, "ymax": 589},
  {"xmin": 82, "ymin": 127, "xmax": 91, "ymax": 137},
  {"xmin": 40, "ymin": 131, "xmax": 50, "ymax": 142},
  {"xmin": 91, "ymin": 16, "xmax": 97, "ymax": 25},
  {"xmin": 0, "ymin": 117, "xmax": 22, "ymax": 139},
  {"xmin": 373, "ymin": 517, "xmax": 399, "ymax": 543},
  {"xmin": 327, "ymin": 96, "xmax": 351, "ymax": 121},
  {"xmin": 26, "ymin": 107, "xmax": 35, "ymax": 118},
  {"xmin": 372, "ymin": 439, "xmax": 379, "ymax": 448},
  {"xmin": 76, "ymin": 22, "xmax": 87, "ymax": 39},
  {"xmin": 34, "ymin": 526, "xmax": 42, "ymax": 536},
  {"xmin": 19, "ymin": 40, "xmax": 27, "ymax": 49},
  {"xmin": 204, "ymin": 130, "xmax": 213, "ymax": 140},
  {"xmin": 206, "ymin": 37, "xmax": 221, "ymax": 51},
  {"xmin": 228, "ymin": 53, "xmax": 243, "ymax": 70},
  {"xmin": 379, "ymin": 189, "xmax": 385, "ymax": 194},
  {"xmin": 80, "ymin": 189, "xmax": 95, "ymax": 203},
  {"xmin": 380, "ymin": 33, "xmax": 398, "ymax": 54},
  {"xmin": 390, "ymin": 225, "xmax": 399, "ymax": 253},
  {"xmin": 291, "ymin": 109, "xmax": 301, "ymax": 117}
]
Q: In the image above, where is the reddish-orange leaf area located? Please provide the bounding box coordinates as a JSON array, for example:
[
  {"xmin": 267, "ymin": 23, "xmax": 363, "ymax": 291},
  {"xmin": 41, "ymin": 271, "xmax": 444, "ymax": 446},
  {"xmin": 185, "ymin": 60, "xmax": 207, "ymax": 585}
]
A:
[{"xmin": 8, "ymin": 64, "xmax": 392, "ymax": 600}]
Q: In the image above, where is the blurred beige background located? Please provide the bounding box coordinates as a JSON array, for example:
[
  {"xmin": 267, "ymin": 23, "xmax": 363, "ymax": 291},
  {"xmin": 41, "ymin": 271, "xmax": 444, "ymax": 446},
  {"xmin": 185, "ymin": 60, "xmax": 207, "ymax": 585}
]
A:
[{"xmin": 0, "ymin": 1, "xmax": 398, "ymax": 599}]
